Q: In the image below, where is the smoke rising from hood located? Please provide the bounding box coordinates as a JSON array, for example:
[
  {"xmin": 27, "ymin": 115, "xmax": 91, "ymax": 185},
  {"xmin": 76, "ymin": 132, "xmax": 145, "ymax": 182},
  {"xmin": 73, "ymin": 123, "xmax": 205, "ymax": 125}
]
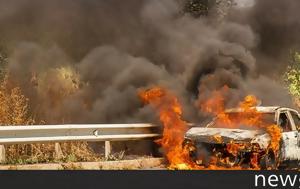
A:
[{"xmin": 0, "ymin": 0, "xmax": 296, "ymax": 123}]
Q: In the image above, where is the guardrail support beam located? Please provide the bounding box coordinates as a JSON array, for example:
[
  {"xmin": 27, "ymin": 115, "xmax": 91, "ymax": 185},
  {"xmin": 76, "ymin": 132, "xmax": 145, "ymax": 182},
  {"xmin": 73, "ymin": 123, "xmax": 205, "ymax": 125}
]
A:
[
  {"xmin": 54, "ymin": 143, "xmax": 63, "ymax": 160},
  {"xmin": 105, "ymin": 141, "xmax": 111, "ymax": 159},
  {"xmin": 0, "ymin": 145, "xmax": 5, "ymax": 163}
]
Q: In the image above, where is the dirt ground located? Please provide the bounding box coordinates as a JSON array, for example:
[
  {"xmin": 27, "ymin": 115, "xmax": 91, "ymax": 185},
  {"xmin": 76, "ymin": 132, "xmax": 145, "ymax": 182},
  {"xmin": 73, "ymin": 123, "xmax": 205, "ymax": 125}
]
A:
[{"xmin": 0, "ymin": 157, "xmax": 165, "ymax": 170}]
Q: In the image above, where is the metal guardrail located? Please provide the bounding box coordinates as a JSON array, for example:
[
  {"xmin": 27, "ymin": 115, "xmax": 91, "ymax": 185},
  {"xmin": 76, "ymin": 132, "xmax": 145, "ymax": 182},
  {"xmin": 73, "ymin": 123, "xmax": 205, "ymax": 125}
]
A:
[
  {"xmin": 0, "ymin": 123, "xmax": 161, "ymax": 162},
  {"xmin": 0, "ymin": 124, "xmax": 160, "ymax": 144}
]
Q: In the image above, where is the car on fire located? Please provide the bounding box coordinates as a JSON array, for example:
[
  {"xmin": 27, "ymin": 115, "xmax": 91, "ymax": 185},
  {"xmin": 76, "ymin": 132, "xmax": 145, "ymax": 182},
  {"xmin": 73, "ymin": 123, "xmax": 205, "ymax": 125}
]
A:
[{"xmin": 183, "ymin": 106, "xmax": 300, "ymax": 169}]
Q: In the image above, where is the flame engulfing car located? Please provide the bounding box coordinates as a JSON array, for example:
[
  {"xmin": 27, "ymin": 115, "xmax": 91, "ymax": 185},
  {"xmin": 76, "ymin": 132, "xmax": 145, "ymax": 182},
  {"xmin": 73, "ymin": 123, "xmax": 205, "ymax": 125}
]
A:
[{"xmin": 183, "ymin": 106, "xmax": 300, "ymax": 169}]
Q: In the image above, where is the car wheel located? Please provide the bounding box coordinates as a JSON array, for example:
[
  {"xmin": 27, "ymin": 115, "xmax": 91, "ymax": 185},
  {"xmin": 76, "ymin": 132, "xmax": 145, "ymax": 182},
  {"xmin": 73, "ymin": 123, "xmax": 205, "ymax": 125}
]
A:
[
  {"xmin": 182, "ymin": 139, "xmax": 197, "ymax": 159},
  {"xmin": 260, "ymin": 151, "xmax": 278, "ymax": 170}
]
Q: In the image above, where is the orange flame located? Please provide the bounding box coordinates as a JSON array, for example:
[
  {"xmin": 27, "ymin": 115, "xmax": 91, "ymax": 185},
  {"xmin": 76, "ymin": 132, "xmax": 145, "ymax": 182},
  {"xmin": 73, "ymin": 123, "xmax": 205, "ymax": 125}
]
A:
[
  {"xmin": 266, "ymin": 124, "xmax": 282, "ymax": 153},
  {"xmin": 200, "ymin": 92, "xmax": 264, "ymax": 129},
  {"xmin": 139, "ymin": 86, "xmax": 282, "ymax": 170},
  {"xmin": 226, "ymin": 142, "xmax": 245, "ymax": 156},
  {"xmin": 139, "ymin": 87, "xmax": 198, "ymax": 169}
]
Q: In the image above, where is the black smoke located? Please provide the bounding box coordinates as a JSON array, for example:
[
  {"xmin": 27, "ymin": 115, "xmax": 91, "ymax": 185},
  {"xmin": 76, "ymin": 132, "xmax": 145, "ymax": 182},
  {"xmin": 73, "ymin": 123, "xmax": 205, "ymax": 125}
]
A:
[{"xmin": 0, "ymin": 0, "xmax": 296, "ymax": 124}]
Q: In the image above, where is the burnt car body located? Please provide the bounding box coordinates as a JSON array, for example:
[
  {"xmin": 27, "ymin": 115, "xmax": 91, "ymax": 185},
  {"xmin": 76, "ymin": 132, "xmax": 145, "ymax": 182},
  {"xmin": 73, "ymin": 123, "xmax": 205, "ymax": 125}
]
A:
[{"xmin": 183, "ymin": 106, "xmax": 300, "ymax": 169}]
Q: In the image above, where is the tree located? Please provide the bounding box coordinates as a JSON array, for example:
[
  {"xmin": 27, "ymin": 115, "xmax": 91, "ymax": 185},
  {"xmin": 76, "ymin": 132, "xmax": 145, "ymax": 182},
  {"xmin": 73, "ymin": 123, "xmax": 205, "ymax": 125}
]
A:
[
  {"xmin": 284, "ymin": 52, "xmax": 300, "ymax": 97},
  {"xmin": 181, "ymin": 0, "xmax": 210, "ymax": 17},
  {"xmin": 0, "ymin": 48, "xmax": 7, "ymax": 80},
  {"xmin": 0, "ymin": 76, "xmax": 33, "ymax": 125}
]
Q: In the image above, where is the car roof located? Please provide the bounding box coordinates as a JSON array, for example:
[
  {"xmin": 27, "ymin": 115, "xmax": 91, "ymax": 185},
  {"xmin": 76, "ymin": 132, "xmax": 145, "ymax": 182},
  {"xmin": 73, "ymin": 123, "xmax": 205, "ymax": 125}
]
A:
[{"xmin": 225, "ymin": 106, "xmax": 280, "ymax": 113}]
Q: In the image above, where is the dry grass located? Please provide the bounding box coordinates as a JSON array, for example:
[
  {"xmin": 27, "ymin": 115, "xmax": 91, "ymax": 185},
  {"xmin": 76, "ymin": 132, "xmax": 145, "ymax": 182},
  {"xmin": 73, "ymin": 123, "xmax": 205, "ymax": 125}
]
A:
[
  {"xmin": 0, "ymin": 76, "xmax": 101, "ymax": 164},
  {"xmin": 5, "ymin": 142, "xmax": 102, "ymax": 164},
  {"xmin": 59, "ymin": 142, "xmax": 102, "ymax": 162}
]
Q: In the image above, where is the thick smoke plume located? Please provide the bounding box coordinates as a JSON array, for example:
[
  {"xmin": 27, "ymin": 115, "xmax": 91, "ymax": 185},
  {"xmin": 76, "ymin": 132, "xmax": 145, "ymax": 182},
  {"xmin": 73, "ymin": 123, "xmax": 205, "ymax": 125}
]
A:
[
  {"xmin": 231, "ymin": 0, "xmax": 300, "ymax": 74},
  {"xmin": 0, "ymin": 0, "xmax": 297, "ymax": 124}
]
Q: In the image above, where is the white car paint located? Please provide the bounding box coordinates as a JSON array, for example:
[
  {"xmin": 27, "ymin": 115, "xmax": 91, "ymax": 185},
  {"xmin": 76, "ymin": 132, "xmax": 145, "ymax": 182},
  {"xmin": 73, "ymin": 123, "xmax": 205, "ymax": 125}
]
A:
[{"xmin": 185, "ymin": 106, "xmax": 300, "ymax": 162}]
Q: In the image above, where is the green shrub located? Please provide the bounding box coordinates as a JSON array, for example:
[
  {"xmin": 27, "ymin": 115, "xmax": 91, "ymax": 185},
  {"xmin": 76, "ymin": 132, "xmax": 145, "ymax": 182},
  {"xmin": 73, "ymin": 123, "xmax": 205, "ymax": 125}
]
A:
[{"xmin": 284, "ymin": 52, "xmax": 300, "ymax": 97}]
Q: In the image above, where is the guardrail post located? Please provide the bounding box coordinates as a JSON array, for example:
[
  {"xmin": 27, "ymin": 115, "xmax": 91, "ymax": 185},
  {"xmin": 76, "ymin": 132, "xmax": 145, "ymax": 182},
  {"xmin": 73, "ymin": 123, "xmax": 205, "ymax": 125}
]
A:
[
  {"xmin": 105, "ymin": 141, "xmax": 111, "ymax": 159},
  {"xmin": 54, "ymin": 143, "xmax": 63, "ymax": 160},
  {"xmin": 0, "ymin": 145, "xmax": 5, "ymax": 163}
]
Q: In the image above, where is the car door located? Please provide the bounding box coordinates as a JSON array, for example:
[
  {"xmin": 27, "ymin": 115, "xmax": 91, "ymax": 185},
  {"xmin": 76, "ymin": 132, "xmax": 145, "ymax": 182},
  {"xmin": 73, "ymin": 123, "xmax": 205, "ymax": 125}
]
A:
[
  {"xmin": 279, "ymin": 110, "xmax": 300, "ymax": 161},
  {"xmin": 289, "ymin": 110, "xmax": 300, "ymax": 155}
]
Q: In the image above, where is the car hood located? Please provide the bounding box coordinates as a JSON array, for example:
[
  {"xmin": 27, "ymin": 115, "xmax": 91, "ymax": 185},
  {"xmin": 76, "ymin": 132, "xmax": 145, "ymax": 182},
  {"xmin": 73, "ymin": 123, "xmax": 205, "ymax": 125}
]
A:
[{"xmin": 185, "ymin": 127, "xmax": 270, "ymax": 149}]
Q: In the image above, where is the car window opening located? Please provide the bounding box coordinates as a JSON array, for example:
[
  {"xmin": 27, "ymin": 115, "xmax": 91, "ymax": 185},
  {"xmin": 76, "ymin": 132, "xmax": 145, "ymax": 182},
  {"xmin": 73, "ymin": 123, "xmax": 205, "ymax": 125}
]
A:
[{"xmin": 278, "ymin": 113, "xmax": 292, "ymax": 132}]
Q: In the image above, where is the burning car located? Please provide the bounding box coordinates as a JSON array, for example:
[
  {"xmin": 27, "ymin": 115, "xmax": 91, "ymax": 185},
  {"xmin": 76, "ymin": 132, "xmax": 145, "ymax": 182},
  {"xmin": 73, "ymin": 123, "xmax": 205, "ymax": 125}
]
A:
[{"xmin": 183, "ymin": 106, "xmax": 300, "ymax": 169}]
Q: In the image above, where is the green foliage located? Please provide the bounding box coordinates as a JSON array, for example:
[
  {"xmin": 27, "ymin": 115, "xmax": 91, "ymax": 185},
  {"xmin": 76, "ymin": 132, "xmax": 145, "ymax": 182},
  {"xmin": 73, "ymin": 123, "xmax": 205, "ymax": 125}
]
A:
[
  {"xmin": 0, "ymin": 47, "xmax": 8, "ymax": 81},
  {"xmin": 183, "ymin": 0, "xmax": 209, "ymax": 17},
  {"xmin": 284, "ymin": 52, "xmax": 300, "ymax": 97},
  {"xmin": 64, "ymin": 154, "xmax": 78, "ymax": 162}
]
